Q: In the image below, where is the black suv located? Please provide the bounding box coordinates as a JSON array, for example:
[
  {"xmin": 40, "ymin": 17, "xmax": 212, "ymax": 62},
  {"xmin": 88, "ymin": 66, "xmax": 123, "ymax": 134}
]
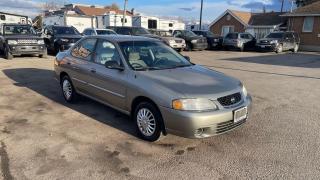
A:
[
  {"xmin": 0, "ymin": 23, "xmax": 47, "ymax": 59},
  {"xmin": 257, "ymin": 32, "xmax": 300, "ymax": 53},
  {"xmin": 43, "ymin": 25, "xmax": 82, "ymax": 54},
  {"xmin": 193, "ymin": 30, "xmax": 223, "ymax": 49},
  {"xmin": 172, "ymin": 30, "xmax": 207, "ymax": 51}
]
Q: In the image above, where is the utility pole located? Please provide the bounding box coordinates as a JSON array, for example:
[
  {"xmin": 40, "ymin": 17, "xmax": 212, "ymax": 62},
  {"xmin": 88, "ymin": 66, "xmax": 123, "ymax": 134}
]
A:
[
  {"xmin": 280, "ymin": 0, "xmax": 285, "ymax": 12},
  {"xmin": 122, "ymin": 0, "xmax": 128, "ymax": 26},
  {"xmin": 199, "ymin": 0, "xmax": 203, "ymax": 30}
]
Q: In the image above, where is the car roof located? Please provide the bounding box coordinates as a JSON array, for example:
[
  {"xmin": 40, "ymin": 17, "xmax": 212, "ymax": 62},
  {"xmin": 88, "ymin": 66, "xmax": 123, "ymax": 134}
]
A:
[{"xmin": 83, "ymin": 35, "xmax": 159, "ymax": 42}]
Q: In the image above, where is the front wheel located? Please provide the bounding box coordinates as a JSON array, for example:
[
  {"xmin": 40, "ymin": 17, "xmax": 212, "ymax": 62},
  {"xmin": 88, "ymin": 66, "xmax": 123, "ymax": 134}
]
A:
[
  {"xmin": 185, "ymin": 43, "xmax": 192, "ymax": 51},
  {"xmin": 292, "ymin": 44, "xmax": 299, "ymax": 53},
  {"xmin": 276, "ymin": 44, "xmax": 283, "ymax": 53},
  {"xmin": 4, "ymin": 47, "xmax": 13, "ymax": 60},
  {"xmin": 39, "ymin": 48, "xmax": 48, "ymax": 58},
  {"xmin": 134, "ymin": 102, "xmax": 162, "ymax": 142},
  {"xmin": 61, "ymin": 76, "xmax": 78, "ymax": 103}
]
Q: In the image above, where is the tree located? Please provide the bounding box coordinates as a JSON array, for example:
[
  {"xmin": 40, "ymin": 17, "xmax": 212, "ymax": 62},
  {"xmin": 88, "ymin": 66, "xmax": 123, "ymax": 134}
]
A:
[
  {"xmin": 42, "ymin": 0, "xmax": 67, "ymax": 11},
  {"xmin": 105, "ymin": 3, "xmax": 120, "ymax": 10},
  {"xmin": 296, "ymin": 0, "xmax": 317, "ymax": 7}
]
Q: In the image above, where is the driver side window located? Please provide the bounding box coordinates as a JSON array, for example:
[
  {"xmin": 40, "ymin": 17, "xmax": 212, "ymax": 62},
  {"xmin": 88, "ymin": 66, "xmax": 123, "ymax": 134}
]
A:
[{"xmin": 94, "ymin": 40, "xmax": 121, "ymax": 66}]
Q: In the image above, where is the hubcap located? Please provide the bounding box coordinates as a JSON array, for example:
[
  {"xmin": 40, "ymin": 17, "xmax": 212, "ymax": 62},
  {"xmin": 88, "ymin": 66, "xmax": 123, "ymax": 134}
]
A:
[
  {"xmin": 62, "ymin": 80, "xmax": 72, "ymax": 100},
  {"xmin": 137, "ymin": 108, "xmax": 156, "ymax": 136}
]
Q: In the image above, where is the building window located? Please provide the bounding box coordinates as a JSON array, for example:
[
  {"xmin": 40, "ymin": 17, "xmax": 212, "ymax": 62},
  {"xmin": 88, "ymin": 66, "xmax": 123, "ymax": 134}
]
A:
[
  {"xmin": 302, "ymin": 17, "xmax": 314, "ymax": 32},
  {"xmin": 222, "ymin": 26, "xmax": 234, "ymax": 36},
  {"xmin": 148, "ymin": 19, "xmax": 157, "ymax": 29},
  {"xmin": 226, "ymin": 15, "xmax": 231, "ymax": 21},
  {"xmin": 169, "ymin": 23, "xmax": 173, "ymax": 27},
  {"xmin": 121, "ymin": 18, "xmax": 127, "ymax": 23},
  {"xmin": 0, "ymin": 15, "xmax": 5, "ymax": 21}
]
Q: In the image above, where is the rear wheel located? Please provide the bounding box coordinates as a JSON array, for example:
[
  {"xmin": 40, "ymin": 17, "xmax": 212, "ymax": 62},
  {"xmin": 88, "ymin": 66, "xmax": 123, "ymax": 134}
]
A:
[
  {"xmin": 61, "ymin": 75, "xmax": 78, "ymax": 103},
  {"xmin": 134, "ymin": 102, "xmax": 162, "ymax": 142}
]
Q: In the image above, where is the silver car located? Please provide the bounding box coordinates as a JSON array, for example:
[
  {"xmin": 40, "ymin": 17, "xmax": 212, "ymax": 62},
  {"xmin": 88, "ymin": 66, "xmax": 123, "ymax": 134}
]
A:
[{"xmin": 54, "ymin": 35, "xmax": 252, "ymax": 141}]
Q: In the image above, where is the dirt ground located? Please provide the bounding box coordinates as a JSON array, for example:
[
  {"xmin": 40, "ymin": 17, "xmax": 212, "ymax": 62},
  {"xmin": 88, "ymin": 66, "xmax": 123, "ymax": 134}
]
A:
[{"xmin": 0, "ymin": 51, "xmax": 320, "ymax": 180}]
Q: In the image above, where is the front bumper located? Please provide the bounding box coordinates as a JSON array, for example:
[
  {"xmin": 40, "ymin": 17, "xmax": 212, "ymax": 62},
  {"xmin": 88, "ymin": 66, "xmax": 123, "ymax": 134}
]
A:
[
  {"xmin": 256, "ymin": 44, "xmax": 277, "ymax": 51},
  {"xmin": 192, "ymin": 42, "xmax": 208, "ymax": 50},
  {"xmin": 9, "ymin": 45, "xmax": 46, "ymax": 55},
  {"xmin": 160, "ymin": 95, "xmax": 252, "ymax": 138}
]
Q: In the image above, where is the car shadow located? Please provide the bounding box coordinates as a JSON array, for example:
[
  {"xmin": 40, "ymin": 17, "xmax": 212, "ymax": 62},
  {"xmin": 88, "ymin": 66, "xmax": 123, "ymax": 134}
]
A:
[
  {"xmin": 220, "ymin": 53, "xmax": 320, "ymax": 68},
  {"xmin": 2, "ymin": 68, "xmax": 137, "ymax": 138}
]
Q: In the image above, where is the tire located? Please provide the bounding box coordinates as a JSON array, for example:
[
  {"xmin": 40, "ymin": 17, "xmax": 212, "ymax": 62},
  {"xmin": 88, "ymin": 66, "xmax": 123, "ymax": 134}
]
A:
[
  {"xmin": 239, "ymin": 44, "xmax": 244, "ymax": 52},
  {"xmin": 60, "ymin": 75, "xmax": 78, "ymax": 103},
  {"xmin": 292, "ymin": 44, "xmax": 299, "ymax": 53},
  {"xmin": 276, "ymin": 44, "xmax": 283, "ymax": 54},
  {"xmin": 39, "ymin": 48, "xmax": 48, "ymax": 58},
  {"xmin": 185, "ymin": 43, "xmax": 192, "ymax": 51},
  {"xmin": 134, "ymin": 102, "xmax": 163, "ymax": 142},
  {"xmin": 177, "ymin": 48, "xmax": 183, "ymax": 52},
  {"xmin": 4, "ymin": 47, "xmax": 13, "ymax": 60}
]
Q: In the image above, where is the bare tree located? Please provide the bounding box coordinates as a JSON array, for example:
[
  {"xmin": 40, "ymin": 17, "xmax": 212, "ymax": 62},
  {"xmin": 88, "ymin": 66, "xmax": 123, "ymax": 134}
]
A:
[{"xmin": 42, "ymin": 0, "xmax": 67, "ymax": 11}]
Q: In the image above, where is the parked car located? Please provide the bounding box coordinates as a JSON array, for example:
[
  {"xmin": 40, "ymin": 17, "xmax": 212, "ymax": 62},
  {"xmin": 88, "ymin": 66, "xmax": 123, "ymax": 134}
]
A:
[
  {"xmin": 82, "ymin": 28, "xmax": 117, "ymax": 36},
  {"xmin": 107, "ymin": 26, "xmax": 163, "ymax": 40},
  {"xmin": 223, "ymin": 32, "xmax": 256, "ymax": 51},
  {"xmin": 54, "ymin": 35, "xmax": 252, "ymax": 141},
  {"xmin": 0, "ymin": 23, "xmax": 47, "ymax": 59},
  {"xmin": 149, "ymin": 29, "xmax": 186, "ymax": 52},
  {"xmin": 172, "ymin": 30, "xmax": 208, "ymax": 51},
  {"xmin": 193, "ymin": 30, "xmax": 223, "ymax": 49},
  {"xmin": 256, "ymin": 32, "xmax": 300, "ymax": 53},
  {"xmin": 43, "ymin": 25, "xmax": 82, "ymax": 54}
]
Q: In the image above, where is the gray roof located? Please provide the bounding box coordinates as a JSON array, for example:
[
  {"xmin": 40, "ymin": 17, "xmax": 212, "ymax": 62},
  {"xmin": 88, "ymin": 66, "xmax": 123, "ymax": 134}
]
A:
[{"xmin": 249, "ymin": 12, "xmax": 288, "ymax": 26}]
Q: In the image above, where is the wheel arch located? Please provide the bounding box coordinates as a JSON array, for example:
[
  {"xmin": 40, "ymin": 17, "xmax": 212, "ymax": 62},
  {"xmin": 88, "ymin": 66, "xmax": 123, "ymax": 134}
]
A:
[{"xmin": 131, "ymin": 96, "xmax": 167, "ymax": 135}]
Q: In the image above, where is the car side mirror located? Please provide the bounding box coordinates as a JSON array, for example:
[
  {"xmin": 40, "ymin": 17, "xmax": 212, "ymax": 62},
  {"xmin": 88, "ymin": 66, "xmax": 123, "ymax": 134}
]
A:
[
  {"xmin": 184, "ymin": 56, "xmax": 191, "ymax": 62},
  {"xmin": 105, "ymin": 61, "xmax": 124, "ymax": 71}
]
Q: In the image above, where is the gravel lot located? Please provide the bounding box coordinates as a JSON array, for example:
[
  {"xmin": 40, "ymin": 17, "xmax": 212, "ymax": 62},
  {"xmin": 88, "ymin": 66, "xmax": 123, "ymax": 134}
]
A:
[{"xmin": 0, "ymin": 51, "xmax": 320, "ymax": 179}]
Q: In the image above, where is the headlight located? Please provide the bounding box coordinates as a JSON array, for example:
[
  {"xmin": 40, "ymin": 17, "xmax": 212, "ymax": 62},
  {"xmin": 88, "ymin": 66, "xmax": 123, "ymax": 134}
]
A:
[
  {"xmin": 37, "ymin": 40, "xmax": 45, "ymax": 45},
  {"xmin": 270, "ymin": 40, "xmax": 278, "ymax": 44},
  {"xmin": 169, "ymin": 40, "xmax": 176, "ymax": 44},
  {"xmin": 60, "ymin": 38, "xmax": 69, "ymax": 42},
  {"xmin": 242, "ymin": 85, "xmax": 248, "ymax": 97},
  {"xmin": 214, "ymin": 39, "xmax": 219, "ymax": 42},
  {"xmin": 191, "ymin": 40, "xmax": 197, "ymax": 43},
  {"xmin": 172, "ymin": 99, "xmax": 218, "ymax": 111},
  {"xmin": 7, "ymin": 40, "xmax": 17, "ymax": 45}
]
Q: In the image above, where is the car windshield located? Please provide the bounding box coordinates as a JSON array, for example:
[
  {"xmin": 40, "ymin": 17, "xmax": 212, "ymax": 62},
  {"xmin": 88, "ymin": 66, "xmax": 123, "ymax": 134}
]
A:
[
  {"xmin": 133, "ymin": 28, "xmax": 150, "ymax": 35},
  {"xmin": 158, "ymin": 31, "xmax": 173, "ymax": 37},
  {"xmin": 205, "ymin": 31, "xmax": 216, "ymax": 37},
  {"xmin": 265, "ymin": 33, "xmax": 284, "ymax": 39},
  {"xmin": 96, "ymin": 30, "xmax": 116, "ymax": 35},
  {"xmin": 3, "ymin": 25, "xmax": 36, "ymax": 35},
  {"xmin": 119, "ymin": 41, "xmax": 193, "ymax": 71},
  {"xmin": 184, "ymin": 30, "xmax": 197, "ymax": 37},
  {"xmin": 53, "ymin": 27, "xmax": 79, "ymax": 35},
  {"xmin": 226, "ymin": 33, "xmax": 238, "ymax": 39}
]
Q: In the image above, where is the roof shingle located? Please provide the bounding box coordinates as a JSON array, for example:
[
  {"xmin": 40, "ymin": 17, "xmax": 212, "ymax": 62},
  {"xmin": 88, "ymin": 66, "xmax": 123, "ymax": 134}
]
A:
[
  {"xmin": 284, "ymin": 1, "xmax": 320, "ymax": 16},
  {"xmin": 75, "ymin": 5, "xmax": 132, "ymax": 16}
]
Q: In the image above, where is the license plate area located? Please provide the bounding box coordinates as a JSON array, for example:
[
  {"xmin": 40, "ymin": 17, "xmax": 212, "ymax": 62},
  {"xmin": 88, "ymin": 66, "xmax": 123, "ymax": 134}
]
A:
[{"xmin": 234, "ymin": 107, "xmax": 247, "ymax": 123}]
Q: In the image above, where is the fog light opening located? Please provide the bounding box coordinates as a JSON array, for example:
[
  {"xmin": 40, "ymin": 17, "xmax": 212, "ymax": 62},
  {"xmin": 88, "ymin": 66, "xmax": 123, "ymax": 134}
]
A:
[{"xmin": 195, "ymin": 128, "xmax": 204, "ymax": 137}]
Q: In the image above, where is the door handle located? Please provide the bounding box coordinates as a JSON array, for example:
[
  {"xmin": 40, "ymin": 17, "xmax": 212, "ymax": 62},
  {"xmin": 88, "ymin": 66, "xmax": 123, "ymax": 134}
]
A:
[{"xmin": 90, "ymin": 68, "xmax": 96, "ymax": 73}]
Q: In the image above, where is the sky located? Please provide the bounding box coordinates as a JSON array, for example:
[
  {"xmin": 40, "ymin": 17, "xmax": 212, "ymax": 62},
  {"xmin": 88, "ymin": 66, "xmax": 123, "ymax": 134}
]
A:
[{"xmin": 1, "ymin": 0, "xmax": 295, "ymax": 22}]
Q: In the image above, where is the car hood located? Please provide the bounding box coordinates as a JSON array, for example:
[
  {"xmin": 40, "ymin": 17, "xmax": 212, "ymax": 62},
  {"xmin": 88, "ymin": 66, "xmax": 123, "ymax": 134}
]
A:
[
  {"xmin": 259, "ymin": 38, "xmax": 280, "ymax": 41},
  {"xmin": 55, "ymin": 34, "xmax": 83, "ymax": 39},
  {"xmin": 137, "ymin": 65, "xmax": 241, "ymax": 98}
]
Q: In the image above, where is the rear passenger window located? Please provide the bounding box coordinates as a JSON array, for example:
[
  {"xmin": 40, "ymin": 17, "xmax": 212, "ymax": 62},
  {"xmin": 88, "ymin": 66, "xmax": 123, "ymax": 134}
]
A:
[
  {"xmin": 94, "ymin": 40, "xmax": 121, "ymax": 66},
  {"xmin": 71, "ymin": 39, "xmax": 97, "ymax": 61}
]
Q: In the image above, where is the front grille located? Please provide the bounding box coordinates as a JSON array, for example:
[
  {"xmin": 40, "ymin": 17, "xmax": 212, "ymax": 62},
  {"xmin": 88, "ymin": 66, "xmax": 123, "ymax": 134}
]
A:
[
  {"xmin": 217, "ymin": 92, "xmax": 242, "ymax": 107},
  {"xmin": 17, "ymin": 39, "xmax": 38, "ymax": 44},
  {"xmin": 197, "ymin": 39, "xmax": 206, "ymax": 43},
  {"xmin": 216, "ymin": 119, "xmax": 246, "ymax": 134},
  {"xmin": 175, "ymin": 40, "xmax": 183, "ymax": 43}
]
